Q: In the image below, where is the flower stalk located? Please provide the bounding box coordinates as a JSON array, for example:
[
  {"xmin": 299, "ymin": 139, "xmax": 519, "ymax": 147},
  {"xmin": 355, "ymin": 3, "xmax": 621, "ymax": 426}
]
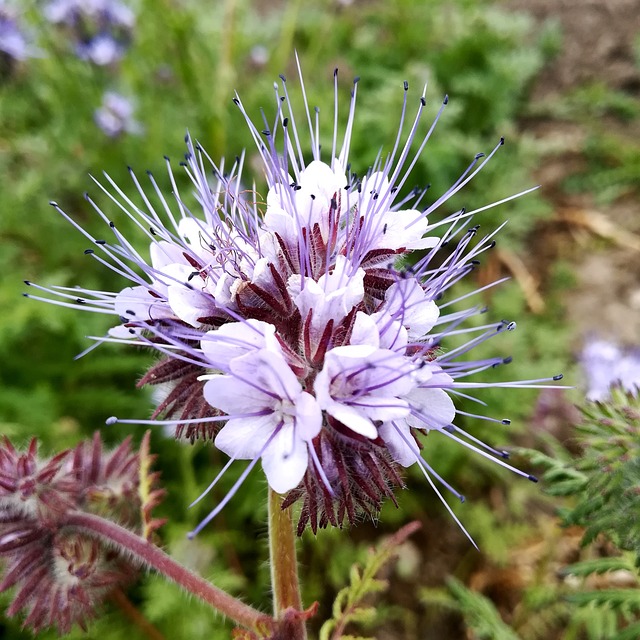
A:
[
  {"xmin": 64, "ymin": 511, "xmax": 269, "ymax": 634},
  {"xmin": 268, "ymin": 488, "xmax": 306, "ymax": 639}
]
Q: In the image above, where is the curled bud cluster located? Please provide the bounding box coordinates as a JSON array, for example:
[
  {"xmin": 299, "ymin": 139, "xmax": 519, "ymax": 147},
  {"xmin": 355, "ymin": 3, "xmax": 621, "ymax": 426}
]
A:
[{"xmin": 0, "ymin": 433, "xmax": 163, "ymax": 633}]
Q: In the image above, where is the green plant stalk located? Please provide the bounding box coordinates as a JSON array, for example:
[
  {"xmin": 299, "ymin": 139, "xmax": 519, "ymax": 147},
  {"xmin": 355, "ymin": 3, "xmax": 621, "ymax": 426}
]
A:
[
  {"xmin": 64, "ymin": 511, "xmax": 268, "ymax": 633},
  {"xmin": 268, "ymin": 488, "xmax": 307, "ymax": 639}
]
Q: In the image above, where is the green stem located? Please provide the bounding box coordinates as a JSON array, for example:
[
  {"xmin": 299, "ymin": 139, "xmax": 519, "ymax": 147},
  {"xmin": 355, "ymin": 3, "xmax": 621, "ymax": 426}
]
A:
[
  {"xmin": 64, "ymin": 511, "xmax": 268, "ymax": 634},
  {"xmin": 268, "ymin": 489, "xmax": 307, "ymax": 639}
]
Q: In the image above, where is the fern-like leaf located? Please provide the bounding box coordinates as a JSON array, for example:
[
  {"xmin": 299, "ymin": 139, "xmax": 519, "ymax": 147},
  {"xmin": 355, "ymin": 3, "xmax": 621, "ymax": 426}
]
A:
[{"xmin": 320, "ymin": 521, "xmax": 421, "ymax": 640}]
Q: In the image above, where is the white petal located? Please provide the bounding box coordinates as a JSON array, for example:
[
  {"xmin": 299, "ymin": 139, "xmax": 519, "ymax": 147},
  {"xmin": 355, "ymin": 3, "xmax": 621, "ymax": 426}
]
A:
[
  {"xmin": 261, "ymin": 426, "xmax": 309, "ymax": 493},
  {"xmin": 167, "ymin": 285, "xmax": 216, "ymax": 327},
  {"xmin": 149, "ymin": 240, "xmax": 185, "ymax": 269},
  {"xmin": 230, "ymin": 349, "xmax": 302, "ymax": 402},
  {"xmin": 203, "ymin": 375, "xmax": 272, "ymax": 414},
  {"xmin": 214, "ymin": 415, "xmax": 275, "ymax": 459},
  {"xmin": 378, "ymin": 422, "xmax": 417, "ymax": 467},
  {"xmin": 200, "ymin": 320, "xmax": 278, "ymax": 370},
  {"xmin": 325, "ymin": 402, "xmax": 378, "ymax": 439},
  {"xmin": 407, "ymin": 387, "xmax": 456, "ymax": 431},
  {"xmin": 114, "ymin": 285, "xmax": 172, "ymax": 323},
  {"xmin": 350, "ymin": 312, "xmax": 381, "ymax": 348},
  {"xmin": 295, "ymin": 392, "xmax": 323, "ymax": 440}
]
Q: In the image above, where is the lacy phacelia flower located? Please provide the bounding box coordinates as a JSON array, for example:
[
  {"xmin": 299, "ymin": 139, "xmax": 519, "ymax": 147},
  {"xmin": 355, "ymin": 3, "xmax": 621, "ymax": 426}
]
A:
[
  {"xmin": 0, "ymin": 433, "xmax": 163, "ymax": 632},
  {"xmin": 94, "ymin": 91, "xmax": 142, "ymax": 137},
  {"xmin": 27, "ymin": 67, "xmax": 563, "ymax": 541},
  {"xmin": 44, "ymin": 0, "xmax": 134, "ymax": 65}
]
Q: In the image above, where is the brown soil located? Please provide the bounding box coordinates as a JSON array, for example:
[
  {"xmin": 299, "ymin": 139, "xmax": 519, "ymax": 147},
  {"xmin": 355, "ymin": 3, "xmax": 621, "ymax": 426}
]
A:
[{"xmin": 508, "ymin": 0, "xmax": 640, "ymax": 345}]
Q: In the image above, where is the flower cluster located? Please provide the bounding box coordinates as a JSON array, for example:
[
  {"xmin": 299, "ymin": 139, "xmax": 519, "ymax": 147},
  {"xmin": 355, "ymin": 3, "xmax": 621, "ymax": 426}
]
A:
[
  {"xmin": 28, "ymin": 67, "xmax": 562, "ymax": 541},
  {"xmin": 44, "ymin": 0, "xmax": 135, "ymax": 65},
  {"xmin": 0, "ymin": 433, "xmax": 163, "ymax": 633}
]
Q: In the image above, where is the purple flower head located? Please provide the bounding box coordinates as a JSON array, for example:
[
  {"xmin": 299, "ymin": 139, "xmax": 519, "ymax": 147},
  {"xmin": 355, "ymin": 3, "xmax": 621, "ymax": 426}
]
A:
[
  {"xmin": 0, "ymin": 3, "xmax": 39, "ymax": 65},
  {"xmin": 28, "ymin": 63, "xmax": 564, "ymax": 544},
  {"xmin": 94, "ymin": 90, "xmax": 142, "ymax": 137},
  {"xmin": 580, "ymin": 338, "xmax": 640, "ymax": 401},
  {"xmin": 44, "ymin": 0, "xmax": 134, "ymax": 65}
]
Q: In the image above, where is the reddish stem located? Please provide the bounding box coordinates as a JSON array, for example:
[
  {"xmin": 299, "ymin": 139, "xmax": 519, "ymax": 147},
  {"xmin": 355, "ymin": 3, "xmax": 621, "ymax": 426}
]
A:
[{"xmin": 64, "ymin": 511, "xmax": 269, "ymax": 633}]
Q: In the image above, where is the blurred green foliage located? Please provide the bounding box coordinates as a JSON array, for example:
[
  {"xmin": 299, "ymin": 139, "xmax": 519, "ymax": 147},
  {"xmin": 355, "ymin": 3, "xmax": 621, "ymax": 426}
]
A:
[{"xmin": 2, "ymin": 0, "xmax": 639, "ymax": 638}]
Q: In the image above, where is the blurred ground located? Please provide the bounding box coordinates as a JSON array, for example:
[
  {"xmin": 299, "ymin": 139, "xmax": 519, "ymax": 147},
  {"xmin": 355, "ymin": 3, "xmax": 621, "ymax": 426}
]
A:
[
  {"xmin": 509, "ymin": 0, "xmax": 640, "ymax": 344},
  {"xmin": 372, "ymin": 1, "xmax": 640, "ymax": 636}
]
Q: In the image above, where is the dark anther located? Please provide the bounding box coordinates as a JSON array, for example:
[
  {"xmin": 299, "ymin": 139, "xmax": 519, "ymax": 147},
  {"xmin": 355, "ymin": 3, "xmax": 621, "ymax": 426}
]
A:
[
  {"xmin": 24, "ymin": 280, "xmax": 31, "ymax": 285},
  {"xmin": 149, "ymin": 227, "xmax": 157, "ymax": 235},
  {"xmin": 420, "ymin": 96, "xmax": 426, "ymax": 106},
  {"xmin": 49, "ymin": 200, "xmax": 58, "ymax": 207},
  {"xmin": 261, "ymin": 129, "xmax": 271, "ymax": 136},
  {"xmin": 283, "ymin": 117, "xmax": 289, "ymax": 127},
  {"xmin": 500, "ymin": 137, "xmax": 505, "ymax": 145},
  {"xmin": 488, "ymin": 240, "xmax": 496, "ymax": 249},
  {"xmin": 404, "ymin": 80, "xmax": 409, "ymax": 91},
  {"xmin": 443, "ymin": 95, "xmax": 449, "ymax": 105},
  {"xmin": 310, "ymin": 194, "xmax": 316, "ymax": 200},
  {"xmin": 76, "ymin": 298, "xmax": 85, "ymax": 304},
  {"xmin": 84, "ymin": 249, "xmax": 94, "ymax": 255},
  {"xmin": 391, "ymin": 187, "xmax": 398, "ymax": 193},
  {"xmin": 353, "ymin": 76, "xmax": 360, "ymax": 84},
  {"xmin": 502, "ymin": 356, "xmax": 513, "ymax": 365},
  {"xmin": 109, "ymin": 221, "xmax": 115, "ymax": 228},
  {"xmin": 279, "ymin": 74, "xmax": 286, "ymax": 82},
  {"xmin": 334, "ymin": 68, "xmax": 338, "ymax": 77},
  {"xmin": 475, "ymin": 153, "xmax": 485, "ymax": 160},
  {"xmin": 163, "ymin": 155, "xmax": 170, "ymax": 161},
  {"xmin": 383, "ymin": 224, "xmax": 388, "ymax": 234},
  {"xmin": 232, "ymin": 98, "xmax": 240, "ymax": 105},
  {"xmin": 443, "ymin": 425, "xmax": 455, "ymax": 433},
  {"xmin": 125, "ymin": 309, "xmax": 136, "ymax": 316},
  {"xmin": 330, "ymin": 197, "xmax": 337, "ymax": 210},
  {"xmin": 187, "ymin": 271, "xmax": 200, "ymax": 282},
  {"xmin": 501, "ymin": 419, "xmax": 511, "ymax": 425},
  {"xmin": 528, "ymin": 475, "xmax": 538, "ymax": 483},
  {"xmin": 95, "ymin": 239, "xmax": 106, "ymax": 245},
  {"xmin": 553, "ymin": 374, "xmax": 564, "ymax": 381}
]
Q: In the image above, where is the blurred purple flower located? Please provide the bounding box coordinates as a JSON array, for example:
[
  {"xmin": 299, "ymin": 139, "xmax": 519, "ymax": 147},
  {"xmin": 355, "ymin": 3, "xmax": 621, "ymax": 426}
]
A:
[
  {"xmin": 44, "ymin": 0, "xmax": 134, "ymax": 65},
  {"xmin": 581, "ymin": 338, "xmax": 640, "ymax": 401},
  {"xmin": 0, "ymin": 3, "xmax": 38, "ymax": 63},
  {"xmin": 94, "ymin": 91, "xmax": 142, "ymax": 137}
]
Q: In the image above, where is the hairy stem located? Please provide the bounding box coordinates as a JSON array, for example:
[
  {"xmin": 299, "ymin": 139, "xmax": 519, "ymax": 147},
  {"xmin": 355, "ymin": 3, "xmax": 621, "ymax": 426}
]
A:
[
  {"xmin": 64, "ymin": 511, "xmax": 268, "ymax": 633},
  {"xmin": 268, "ymin": 488, "xmax": 307, "ymax": 639}
]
